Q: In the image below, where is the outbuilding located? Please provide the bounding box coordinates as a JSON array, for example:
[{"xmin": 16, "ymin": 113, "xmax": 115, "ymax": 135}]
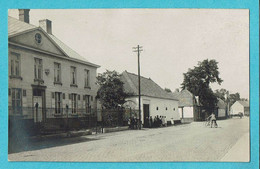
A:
[
  {"xmin": 230, "ymin": 100, "xmax": 250, "ymax": 116},
  {"xmin": 120, "ymin": 71, "xmax": 180, "ymax": 126}
]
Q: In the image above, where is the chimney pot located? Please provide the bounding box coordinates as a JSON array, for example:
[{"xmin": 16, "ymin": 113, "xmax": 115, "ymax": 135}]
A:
[
  {"xmin": 39, "ymin": 19, "xmax": 52, "ymax": 34},
  {"xmin": 18, "ymin": 9, "xmax": 30, "ymax": 23}
]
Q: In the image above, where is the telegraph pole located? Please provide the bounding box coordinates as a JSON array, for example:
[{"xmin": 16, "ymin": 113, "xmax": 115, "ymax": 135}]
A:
[{"xmin": 133, "ymin": 45, "xmax": 143, "ymax": 130}]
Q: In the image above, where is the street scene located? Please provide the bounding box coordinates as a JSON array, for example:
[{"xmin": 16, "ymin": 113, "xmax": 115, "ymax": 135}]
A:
[
  {"xmin": 8, "ymin": 9, "xmax": 249, "ymax": 162},
  {"xmin": 8, "ymin": 117, "xmax": 249, "ymax": 161}
]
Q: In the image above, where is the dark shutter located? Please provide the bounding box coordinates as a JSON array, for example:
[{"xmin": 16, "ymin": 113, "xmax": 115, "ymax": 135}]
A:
[{"xmin": 23, "ymin": 89, "xmax": 26, "ymax": 96}]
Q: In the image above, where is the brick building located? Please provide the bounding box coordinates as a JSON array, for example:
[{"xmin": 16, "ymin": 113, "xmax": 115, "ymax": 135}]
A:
[{"xmin": 8, "ymin": 9, "xmax": 100, "ymax": 135}]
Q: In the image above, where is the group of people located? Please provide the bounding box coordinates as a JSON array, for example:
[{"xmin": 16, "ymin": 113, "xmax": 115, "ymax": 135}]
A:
[
  {"xmin": 145, "ymin": 115, "xmax": 168, "ymax": 128},
  {"xmin": 128, "ymin": 115, "xmax": 168, "ymax": 129}
]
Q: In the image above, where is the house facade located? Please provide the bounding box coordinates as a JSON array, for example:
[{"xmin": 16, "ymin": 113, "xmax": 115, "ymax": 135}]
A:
[
  {"xmin": 120, "ymin": 71, "xmax": 180, "ymax": 126},
  {"xmin": 217, "ymin": 98, "xmax": 227, "ymax": 119},
  {"xmin": 230, "ymin": 100, "xmax": 250, "ymax": 116},
  {"xmin": 174, "ymin": 89, "xmax": 197, "ymax": 123},
  {"xmin": 8, "ymin": 10, "xmax": 100, "ymax": 135}
]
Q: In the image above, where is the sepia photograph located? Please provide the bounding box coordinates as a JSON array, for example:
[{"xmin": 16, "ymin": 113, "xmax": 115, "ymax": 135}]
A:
[{"xmin": 7, "ymin": 8, "xmax": 250, "ymax": 162}]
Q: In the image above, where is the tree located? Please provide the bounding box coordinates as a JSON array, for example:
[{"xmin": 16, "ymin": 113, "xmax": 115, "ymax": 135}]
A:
[
  {"xmin": 214, "ymin": 88, "xmax": 228, "ymax": 101},
  {"xmin": 96, "ymin": 70, "xmax": 128, "ymax": 109},
  {"xmin": 229, "ymin": 92, "xmax": 240, "ymax": 106},
  {"xmin": 164, "ymin": 88, "xmax": 172, "ymax": 93},
  {"xmin": 181, "ymin": 59, "xmax": 223, "ymax": 109}
]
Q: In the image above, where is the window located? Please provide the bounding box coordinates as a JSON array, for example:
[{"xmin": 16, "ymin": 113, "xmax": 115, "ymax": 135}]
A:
[
  {"xmin": 85, "ymin": 95, "xmax": 91, "ymax": 113},
  {"xmin": 84, "ymin": 69, "xmax": 90, "ymax": 87},
  {"xmin": 156, "ymin": 107, "xmax": 159, "ymax": 110},
  {"xmin": 54, "ymin": 63, "xmax": 61, "ymax": 83},
  {"xmin": 11, "ymin": 88, "xmax": 22, "ymax": 114},
  {"xmin": 34, "ymin": 58, "xmax": 43, "ymax": 80},
  {"xmin": 10, "ymin": 52, "xmax": 21, "ymax": 77},
  {"xmin": 70, "ymin": 66, "xmax": 77, "ymax": 85},
  {"xmin": 71, "ymin": 93, "xmax": 77, "ymax": 114},
  {"xmin": 166, "ymin": 107, "xmax": 168, "ymax": 111},
  {"xmin": 55, "ymin": 92, "xmax": 62, "ymax": 114}
]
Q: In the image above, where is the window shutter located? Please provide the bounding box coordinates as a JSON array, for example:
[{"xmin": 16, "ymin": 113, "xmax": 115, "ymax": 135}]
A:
[
  {"xmin": 52, "ymin": 92, "xmax": 55, "ymax": 99},
  {"xmin": 63, "ymin": 93, "xmax": 65, "ymax": 99},
  {"xmin": 23, "ymin": 89, "xmax": 26, "ymax": 97},
  {"xmin": 91, "ymin": 96, "xmax": 93, "ymax": 101},
  {"xmin": 69, "ymin": 94, "xmax": 71, "ymax": 100},
  {"xmin": 83, "ymin": 95, "xmax": 85, "ymax": 100},
  {"xmin": 78, "ymin": 95, "xmax": 80, "ymax": 100}
]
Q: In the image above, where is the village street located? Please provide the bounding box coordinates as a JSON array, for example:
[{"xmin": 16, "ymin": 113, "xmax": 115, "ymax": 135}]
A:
[{"xmin": 8, "ymin": 117, "xmax": 249, "ymax": 162}]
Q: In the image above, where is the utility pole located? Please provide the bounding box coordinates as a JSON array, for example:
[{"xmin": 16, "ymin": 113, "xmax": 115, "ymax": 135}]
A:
[{"xmin": 133, "ymin": 45, "xmax": 143, "ymax": 130}]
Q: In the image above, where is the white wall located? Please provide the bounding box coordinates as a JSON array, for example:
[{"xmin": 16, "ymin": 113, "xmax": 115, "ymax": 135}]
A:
[
  {"xmin": 218, "ymin": 108, "xmax": 226, "ymax": 117},
  {"xmin": 125, "ymin": 96, "xmax": 180, "ymax": 123},
  {"xmin": 230, "ymin": 102, "xmax": 244, "ymax": 115}
]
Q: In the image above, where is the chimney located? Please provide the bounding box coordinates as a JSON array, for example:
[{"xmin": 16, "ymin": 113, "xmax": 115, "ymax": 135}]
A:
[
  {"xmin": 39, "ymin": 19, "xmax": 52, "ymax": 34},
  {"xmin": 19, "ymin": 9, "xmax": 30, "ymax": 23}
]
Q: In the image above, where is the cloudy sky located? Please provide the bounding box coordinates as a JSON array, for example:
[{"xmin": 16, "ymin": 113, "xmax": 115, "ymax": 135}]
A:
[{"xmin": 8, "ymin": 9, "xmax": 249, "ymax": 98}]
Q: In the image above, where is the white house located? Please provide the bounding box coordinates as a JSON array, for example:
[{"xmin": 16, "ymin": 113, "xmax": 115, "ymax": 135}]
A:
[
  {"xmin": 174, "ymin": 89, "xmax": 197, "ymax": 123},
  {"xmin": 8, "ymin": 9, "xmax": 100, "ymax": 135},
  {"xmin": 217, "ymin": 98, "xmax": 227, "ymax": 119},
  {"xmin": 230, "ymin": 100, "xmax": 250, "ymax": 116},
  {"xmin": 120, "ymin": 71, "xmax": 180, "ymax": 126}
]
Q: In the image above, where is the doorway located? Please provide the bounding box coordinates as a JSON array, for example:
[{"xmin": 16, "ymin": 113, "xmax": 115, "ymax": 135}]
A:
[
  {"xmin": 143, "ymin": 104, "xmax": 150, "ymax": 128},
  {"xmin": 33, "ymin": 88, "xmax": 46, "ymax": 123}
]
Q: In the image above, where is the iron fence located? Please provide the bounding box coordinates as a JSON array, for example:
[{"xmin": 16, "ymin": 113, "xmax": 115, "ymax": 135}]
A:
[{"xmin": 8, "ymin": 106, "xmax": 138, "ymax": 136}]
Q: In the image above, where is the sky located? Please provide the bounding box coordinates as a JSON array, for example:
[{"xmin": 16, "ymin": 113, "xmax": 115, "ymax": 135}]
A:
[{"xmin": 8, "ymin": 9, "xmax": 249, "ymax": 99}]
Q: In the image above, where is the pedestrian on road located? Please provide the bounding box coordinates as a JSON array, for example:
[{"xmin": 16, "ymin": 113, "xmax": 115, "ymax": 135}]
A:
[{"xmin": 208, "ymin": 113, "xmax": 217, "ymax": 128}]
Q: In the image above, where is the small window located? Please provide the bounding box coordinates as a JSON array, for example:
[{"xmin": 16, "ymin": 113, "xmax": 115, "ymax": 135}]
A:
[
  {"xmin": 8, "ymin": 88, "xmax": 11, "ymax": 96},
  {"xmin": 52, "ymin": 92, "xmax": 55, "ymax": 99},
  {"xmin": 63, "ymin": 93, "xmax": 65, "ymax": 99},
  {"xmin": 91, "ymin": 96, "xmax": 93, "ymax": 101},
  {"xmin": 78, "ymin": 95, "xmax": 80, "ymax": 100},
  {"xmin": 166, "ymin": 107, "xmax": 168, "ymax": 111},
  {"xmin": 70, "ymin": 66, "xmax": 77, "ymax": 85},
  {"xmin": 156, "ymin": 107, "xmax": 159, "ymax": 110},
  {"xmin": 173, "ymin": 108, "xmax": 175, "ymax": 111}
]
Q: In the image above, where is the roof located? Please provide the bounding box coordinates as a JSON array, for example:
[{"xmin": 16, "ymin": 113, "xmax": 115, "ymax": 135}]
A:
[
  {"xmin": 8, "ymin": 16, "xmax": 99, "ymax": 67},
  {"xmin": 217, "ymin": 98, "xmax": 226, "ymax": 109},
  {"xmin": 120, "ymin": 71, "xmax": 179, "ymax": 101},
  {"xmin": 176, "ymin": 89, "xmax": 195, "ymax": 107},
  {"xmin": 237, "ymin": 100, "xmax": 249, "ymax": 107},
  {"xmin": 8, "ymin": 16, "xmax": 37, "ymax": 36}
]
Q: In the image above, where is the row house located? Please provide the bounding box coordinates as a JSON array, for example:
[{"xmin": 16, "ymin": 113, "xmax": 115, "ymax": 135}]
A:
[{"xmin": 8, "ymin": 9, "xmax": 100, "ymax": 134}]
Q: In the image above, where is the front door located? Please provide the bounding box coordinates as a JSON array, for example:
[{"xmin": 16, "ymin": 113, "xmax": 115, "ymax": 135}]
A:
[
  {"xmin": 33, "ymin": 89, "xmax": 45, "ymax": 123},
  {"xmin": 143, "ymin": 104, "xmax": 150, "ymax": 127}
]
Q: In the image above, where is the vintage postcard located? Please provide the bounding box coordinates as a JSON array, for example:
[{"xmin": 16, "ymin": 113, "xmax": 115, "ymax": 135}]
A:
[{"xmin": 6, "ymin": 8, "xmax": 251, "ymax": 162}]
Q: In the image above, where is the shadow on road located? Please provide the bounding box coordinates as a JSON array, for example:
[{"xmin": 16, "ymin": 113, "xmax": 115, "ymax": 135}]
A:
[{"xmin": 9, "ymin": 135, "xmax": 101, "ymax": 154}]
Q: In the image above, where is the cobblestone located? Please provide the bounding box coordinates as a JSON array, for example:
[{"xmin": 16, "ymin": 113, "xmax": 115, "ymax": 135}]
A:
[{"xmin": 8, "ymin": 117, "xmax": 249, "ymax": 162}]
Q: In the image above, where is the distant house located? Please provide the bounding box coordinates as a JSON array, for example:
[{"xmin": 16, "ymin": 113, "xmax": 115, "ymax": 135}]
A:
[
  {"xmin": 217, "ymin": 98, "xmax": 227, "ymax": 119},
  {"xmin": 230, "ymin": 100, "xmax": 250, "ymax": 116},
  {"xmin": 174, "ymin": 89, "xmax": 197, "ymax": 123},
  {"xmin": 120, "ymin": 71, "xmax": 180, "ymax": 126}
]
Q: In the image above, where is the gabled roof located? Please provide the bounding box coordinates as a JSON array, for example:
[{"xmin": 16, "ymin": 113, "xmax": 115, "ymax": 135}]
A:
[
  {"xmin": 8, "ymin": 16, "xmax": 99, "ymax": 68},
  {"xmin": 8, "ymin": 16, "xmax": 37, "ymax": 37},
  {"xmin": 217, "ymin": 98, "xmax": 226, "ymax": 109},
  {"xmin": 237, "ymin": 100, "xmax": 249, "ymax": 107},
  {"xmin": 120, "ymin": 71, "xmax": 178, "ymax": 101},
  {"xmin": 176, "ymin": 89, "xmax": 195, "ymax": 107}
]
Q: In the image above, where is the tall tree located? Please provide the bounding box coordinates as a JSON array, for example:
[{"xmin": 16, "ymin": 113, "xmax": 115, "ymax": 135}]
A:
[
  {"xmin": 181, "ymin": 59, "xmax": 223, "ymax": 109},
  {"xmin": 96, "ymin": 70, "xmax": 128, "ymax": 109},
  {"xmin": 214, "ymin": 88, "xmax": 228, "ymax": 101}
]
